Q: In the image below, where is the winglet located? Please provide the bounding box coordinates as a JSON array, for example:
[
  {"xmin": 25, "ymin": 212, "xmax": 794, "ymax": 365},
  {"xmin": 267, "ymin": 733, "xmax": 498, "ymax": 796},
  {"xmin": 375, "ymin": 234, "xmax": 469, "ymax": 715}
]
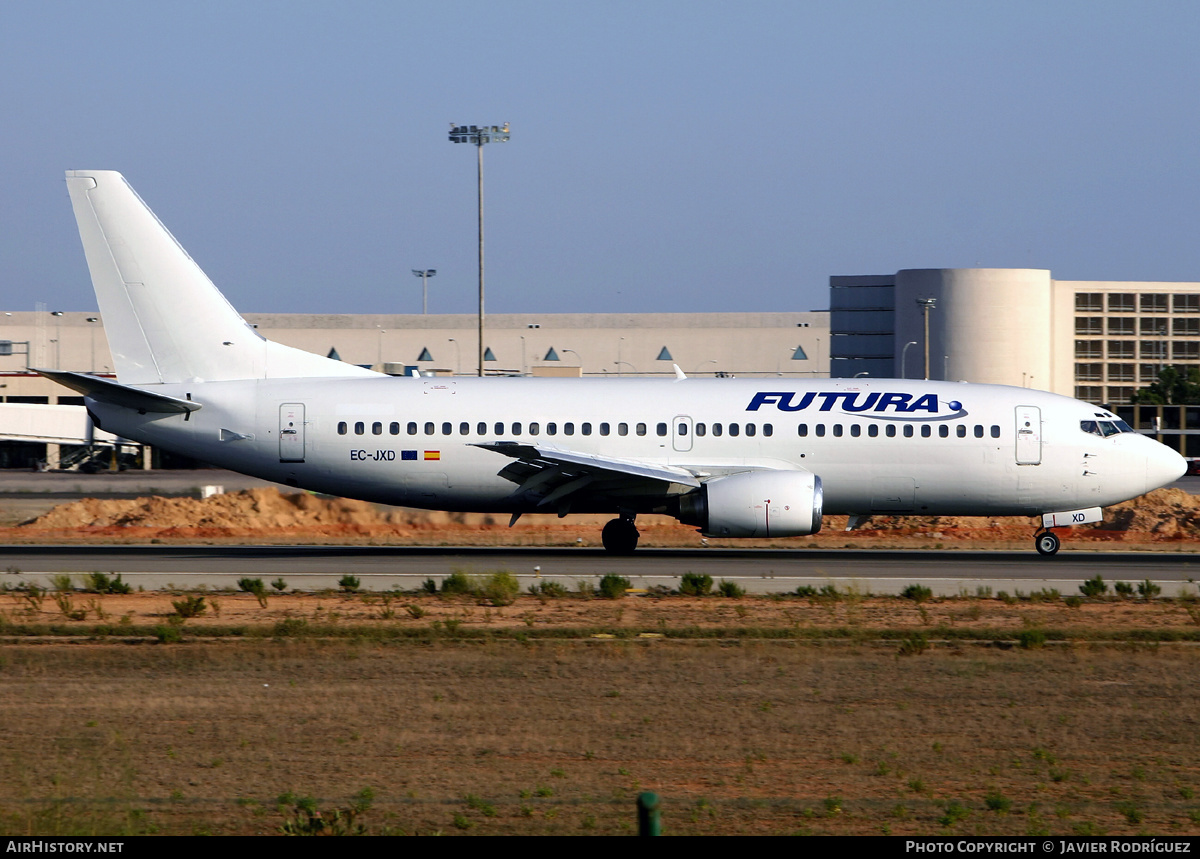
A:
[{"xmin": 673, "ymin": 364, "xmax": 687, "ymax": 380}]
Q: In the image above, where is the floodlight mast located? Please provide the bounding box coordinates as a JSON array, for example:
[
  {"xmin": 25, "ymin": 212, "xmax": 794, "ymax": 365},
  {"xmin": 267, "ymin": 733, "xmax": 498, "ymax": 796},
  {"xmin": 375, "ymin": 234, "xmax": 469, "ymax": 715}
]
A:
[
  {"xmin": 411, "ymin": 269, "xmax": 436, "ymax": 315},
  {"xmin": 449, "ymin": 122, "xmax": 510, "ymax": 376}
]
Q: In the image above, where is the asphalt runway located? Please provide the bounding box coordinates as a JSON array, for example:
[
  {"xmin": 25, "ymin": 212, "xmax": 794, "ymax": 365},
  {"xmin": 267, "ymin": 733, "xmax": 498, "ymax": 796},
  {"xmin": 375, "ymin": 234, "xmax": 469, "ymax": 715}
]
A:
[{"xmin": 4, "ymin": 545, "xmax": 1199, "ymax": 597}]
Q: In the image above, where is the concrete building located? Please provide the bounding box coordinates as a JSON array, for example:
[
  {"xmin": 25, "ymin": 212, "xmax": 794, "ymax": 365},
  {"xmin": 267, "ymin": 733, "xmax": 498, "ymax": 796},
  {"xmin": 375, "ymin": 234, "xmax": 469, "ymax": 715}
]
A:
[{"xmin": 830, "ymin": 268, "xmax": 1200, "ymax": 407}]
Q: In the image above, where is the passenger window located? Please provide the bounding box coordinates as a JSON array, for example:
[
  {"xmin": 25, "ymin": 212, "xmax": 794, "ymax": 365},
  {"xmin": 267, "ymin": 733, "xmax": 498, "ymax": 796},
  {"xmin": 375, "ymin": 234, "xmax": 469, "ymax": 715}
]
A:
[
  {"xmin": 746, "ymin": 423, "xmax": 756, "ymax": 437},
  {"xmin": 390, "ymin": 422, "xmax": 400, "ymax": 435},
  {"xmin": 600, "ymin": 422, "xmax": 610, "ymax": 436},
  {"xmin": 886, "ymin": 425, "xmax": 896, "ymax": 438},
  {"xmin": 372, "ymin": 421, "xmax": 382, "ymax": 435},
  {"xmin": 850, "ymin": 425, "xmax": 861, "ymax": 437},
  {"xmin": 582, "ymin": 423, "xmax": 592, "ymax": 435},
  {"xmin": 564, "ymin": 423, "xmax": 574, "ymax": 435},
  {"xmin": 695, "ymin": 423, "xmax": 706, "ymax": 437},
  {"xmin": 675, "ymin": 423, "xmax": 686, "ymax": 436},
  {"xmin": 442, "ymin": 422, "xmax": 452, "ymax": 435},
  {"xmin": 547, "ymin": 422, "xmax": 557, "ymax": 435},
  {"xmin": 512, "ymin": 422, "xmax": 522, "ymax": 435},
  {"xmin": 636, "ymin": 423, "xmax": 647, "ymax": 436},
  {"xmin": 729, "ymin": 423, "xmax": 740, "ymax": 437},
  {"xmin": 798, "ymin": 423, "xmax": 808, "ymax": 437},
  {"xmin": 921, "ymin": 425, "xmax": 931, "ymax": 438},
  {"xmin": 355, "ymin": 421, "xmax": 365, "ymax": 435},
  {"xmin": 619, "ymin": 423, "xmax": 628, "ymax": 436},
  {"xmin": 713, "ymin": 423, "xmax": 723, "ymax": 437},
  {"xmin": 337, "ymin": 421, "xmax": 347, "ymax": 435},
  {"xmin": 832, "ymin": 424, "xmax": 843, "ymax": 437},
  {"xmin": 658, "ymin": 422, "xmax": 669, "ymax": 437},
  {"xmin": 974, "ymin": 425, "xmax": 984, "ymax": 438},
  {"xmin": 990, "ymin": 425, "xmax": 1000, "ymax": 438},
  {"xmin": 904, "ymin": 425, "xmax": 914, "ymax": 438},
  {"xmin": 763, "ymin": 423, "xmax": 773, "ymax": 437},
  {"xmin": 530, "ymin": 422, "xmax": 540, "ymax": 436},
  {"xmin": 956, "ymin": 425, "xmax": 966, "ymax": 438},
  {"xmin": 939, "ymin": 425, "xmax": 949, "ymax": 438},
  {"xmin": 868, "ymin": 425, "xmax": 878, "ymax": 438},
  {"xmin": 459, "ymin": 422, "xmax": 470, "ymax": 435},
  {"xmin": 408, "ymin": 422, "xmax": 418, "ymax": 435},
  {"xmin": 815, "ymin": 424, "xmax": 826, "ymax": 438},
  {"xmin": 424, "ymin": 422, "xmax": 434, "ymax": 435},
  {"xmin": 494, "ymin": 422, "xmax": 504, "ymax": 434},
  {"xmin": 477, "ymin": 422, "xmax": 486, "ymax": 435}
]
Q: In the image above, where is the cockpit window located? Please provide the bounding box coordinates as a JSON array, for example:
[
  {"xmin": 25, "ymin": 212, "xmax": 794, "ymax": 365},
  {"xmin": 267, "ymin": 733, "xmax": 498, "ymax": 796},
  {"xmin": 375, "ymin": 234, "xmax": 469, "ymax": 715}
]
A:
[{"xmin": 1081, "ymin": 419, "xmax": 1135, "ymax": 437}]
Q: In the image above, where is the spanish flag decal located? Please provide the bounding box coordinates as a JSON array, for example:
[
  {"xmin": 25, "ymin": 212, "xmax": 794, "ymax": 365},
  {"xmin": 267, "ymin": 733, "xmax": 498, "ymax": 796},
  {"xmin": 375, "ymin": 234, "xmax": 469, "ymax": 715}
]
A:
[{"xmin": 424, "ymin": 450, "xmax": 441, "ymax": 461}]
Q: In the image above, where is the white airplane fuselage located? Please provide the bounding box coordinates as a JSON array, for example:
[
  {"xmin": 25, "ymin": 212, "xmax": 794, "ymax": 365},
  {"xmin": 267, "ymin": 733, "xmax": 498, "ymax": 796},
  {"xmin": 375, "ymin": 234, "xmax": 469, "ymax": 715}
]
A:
[{"xmin": 87, "ymin": 374, "xmax": 1181, "ymax": 518}]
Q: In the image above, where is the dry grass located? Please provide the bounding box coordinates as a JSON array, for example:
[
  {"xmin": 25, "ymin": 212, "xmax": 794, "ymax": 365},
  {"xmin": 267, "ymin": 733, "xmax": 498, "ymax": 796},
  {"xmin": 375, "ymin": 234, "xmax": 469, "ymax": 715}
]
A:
[{"xmin": 2, "ymin": 591, "xmax": 1200, "ymax": 835}]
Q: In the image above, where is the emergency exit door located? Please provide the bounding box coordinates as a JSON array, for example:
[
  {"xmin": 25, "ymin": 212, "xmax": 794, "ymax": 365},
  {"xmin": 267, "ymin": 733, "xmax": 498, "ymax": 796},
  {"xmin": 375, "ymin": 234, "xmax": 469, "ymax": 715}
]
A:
[{"xmin": 279, "ymin": 403, "xmax": 306, "ymax": 463}]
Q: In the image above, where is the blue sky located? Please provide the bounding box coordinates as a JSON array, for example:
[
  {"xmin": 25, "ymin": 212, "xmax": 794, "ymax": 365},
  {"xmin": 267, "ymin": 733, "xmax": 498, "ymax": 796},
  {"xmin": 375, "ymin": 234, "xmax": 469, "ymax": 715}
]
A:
[{"xmin": 3, "ymin": 1, "xmax": 1200, "ymax": 315}]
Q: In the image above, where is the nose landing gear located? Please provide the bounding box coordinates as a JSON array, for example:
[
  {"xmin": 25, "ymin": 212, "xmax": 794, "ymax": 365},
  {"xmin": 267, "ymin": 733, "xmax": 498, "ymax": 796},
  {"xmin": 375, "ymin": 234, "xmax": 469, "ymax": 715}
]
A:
[
  {"xmin": 601, "ymin": 515, "xmax": 640, "ymax": 554},
  {"xmin": 1034, "ymin": 529, "xmax": 1061, "ymax": 556}
]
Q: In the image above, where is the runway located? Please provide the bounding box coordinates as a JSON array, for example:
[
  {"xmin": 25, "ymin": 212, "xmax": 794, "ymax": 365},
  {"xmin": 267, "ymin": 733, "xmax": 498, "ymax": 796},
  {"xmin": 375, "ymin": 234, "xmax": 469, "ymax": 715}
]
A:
[{"xmin": 4, "ymin": 545, "xmax": 1199, "ymax": 597}]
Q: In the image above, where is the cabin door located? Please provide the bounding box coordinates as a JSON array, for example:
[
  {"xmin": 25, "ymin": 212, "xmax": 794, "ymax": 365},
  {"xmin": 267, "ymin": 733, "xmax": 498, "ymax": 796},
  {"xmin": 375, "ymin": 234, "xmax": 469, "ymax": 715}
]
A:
[
  {"xmin": 1015, "ymin": 406, "xmax": 1042, "ymax": 466},
  {"xmin": 279, "ymin": 403, "xmax": 306, "ymax": 463},
  {"xmin": 672, "ymin": 415, "xmax": 693, "ymax": 452}
]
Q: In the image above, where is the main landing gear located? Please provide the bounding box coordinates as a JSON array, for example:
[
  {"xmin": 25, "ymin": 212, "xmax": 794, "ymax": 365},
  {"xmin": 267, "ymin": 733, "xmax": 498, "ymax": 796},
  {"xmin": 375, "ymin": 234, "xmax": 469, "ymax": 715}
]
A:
[
  {"xmin": 602, "ymin": 515, "xmax": 639, "ymax": 554},
  {"xmin": 1034, "ymin": 529, "xmax": 1061, "ymax": 556}
]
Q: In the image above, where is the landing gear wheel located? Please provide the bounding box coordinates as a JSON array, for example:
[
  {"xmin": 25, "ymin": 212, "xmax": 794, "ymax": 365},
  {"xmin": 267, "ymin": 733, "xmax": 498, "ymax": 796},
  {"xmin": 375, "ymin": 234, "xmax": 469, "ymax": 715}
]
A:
[
  {"xmin": 1035, "ymin": 531, "xmax": 1061, "ymax": 556},
  {"xmin": 601, "ymin": 518, "xmax": 640, "ymax": 554}
]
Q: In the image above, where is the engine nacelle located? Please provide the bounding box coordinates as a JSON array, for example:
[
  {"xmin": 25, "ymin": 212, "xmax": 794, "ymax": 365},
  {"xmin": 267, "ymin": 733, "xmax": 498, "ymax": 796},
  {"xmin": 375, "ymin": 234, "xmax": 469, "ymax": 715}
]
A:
[{"xmin": 677, "ymin": 471, "xmax": 823, "ymax": 538}]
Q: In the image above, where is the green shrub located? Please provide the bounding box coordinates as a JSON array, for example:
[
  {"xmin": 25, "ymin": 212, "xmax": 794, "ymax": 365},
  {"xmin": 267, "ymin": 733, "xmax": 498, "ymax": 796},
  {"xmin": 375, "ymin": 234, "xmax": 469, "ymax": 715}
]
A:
[
  {"xmin": 172, "ymin": 595, "xmax": 207, "ymax": 618},
  {"xmin": 481, "ymin": 571, "xmax": 519, "ymax": 606},
  {"xmin": 938, "ymin": 799, "xmax": 971, "ymax": 827},
  {"xmin": 680, "ymin": 572, "xmax": 713, "ymax": 596},
  {"xmin": 1080, "ymin": 575, "xmax": 1107, "ymax": 598},
  {"xmin": 338, "ymin": 575, "xmax": 361, "ymax": 593},
  {"xmin": 49, "ymin": 574, "xmax": 74, "ymax": 593},
  {"xmin": 1137, "ymin": 579, "xmax": 1162, "ymax": 599},
  {"xmin": 984, "ymin": 792, "xmax": 1012, "ymax": 813},
  {"xmin": 900, "ymin": 584, "xmax": 933, "ymax": 603},
  {"xmin": 897, "ymin": 632, "xmax": 928, "ymax": 656},
  {"xmin": 271, "ymin": 578, "xmax": 288, "ymax": 592},
  {"xmin": 598, "ymin": 574, "xmax": 631, "ymax": 599},
  {"xmin": 718, "ymin": 580, "xmax": 744, "ymax": 598},
  {"xmin": 238, "ymin": 577, "xmax": 265, "ymax": 595},
  {"xmin": 153, "ymin": 623, "xmax": 182, "ymax": 644},
  {"xmin": 1016, "ymin": 629, "xmax": 1046, "ymax": 650},
  {"xmin": 440, "ymin": 571, "xmax": 473, "ymax": 595},
  {"xmin": 84, "ymin": 572, "xmax": 131, "ymax": 594},
  {"xmin": 530, "ymin": 580, "xmax": 567, "ymax": 598},
  {"xmin": 795, "ymin": 585, "xmax": 818, "ymax": 598},
  {"xmin": 1114, "ymin": 581, "xmax": 1134, "ymax": 598}
]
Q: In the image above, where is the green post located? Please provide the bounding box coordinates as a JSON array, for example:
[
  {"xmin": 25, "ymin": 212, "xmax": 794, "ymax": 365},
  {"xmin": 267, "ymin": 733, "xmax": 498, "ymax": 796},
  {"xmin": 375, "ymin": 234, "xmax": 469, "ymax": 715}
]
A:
[{"xmin": 637, "ymin": 791, "xmax": 660, "ymax": 836}]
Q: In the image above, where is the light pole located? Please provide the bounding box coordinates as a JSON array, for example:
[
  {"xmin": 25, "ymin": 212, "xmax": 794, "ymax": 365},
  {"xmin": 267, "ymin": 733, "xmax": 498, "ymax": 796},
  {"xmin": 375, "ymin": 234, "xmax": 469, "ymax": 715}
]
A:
[
  {"xmin": 411, "ymin": 269, "xmax": 436, "ymax": 314},
  {"xmin": 562, "ymin": 349, "xmax": 582, "ymax": 370},
  {"xmin": 449, "ymin": 122, "xmax": 510, "ymax": 377},
  {"xmin": 86, "ymin": 317, "xmax": 99, "ymax": 372},
  {"xmin": 448, "ymin": 338, "xmax": 461, "ymax": 375},
  {"xmin": 900, "ymin": 341, "xmax": 918, "ymax": 379},
  {"xmin": 915, "ymin": 298, "xmax": 937, "ymax": 380},
  {"xmin": 50, "ymin": 311, "xmax": 63, "ymax": 369}
]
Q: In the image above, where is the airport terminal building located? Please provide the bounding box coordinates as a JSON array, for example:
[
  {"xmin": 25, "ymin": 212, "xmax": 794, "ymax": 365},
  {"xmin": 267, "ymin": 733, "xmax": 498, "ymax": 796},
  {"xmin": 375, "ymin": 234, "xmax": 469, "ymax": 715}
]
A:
[{"xmin": 5, "ymin": 267, "xmax": 1200, "ymax": 466}]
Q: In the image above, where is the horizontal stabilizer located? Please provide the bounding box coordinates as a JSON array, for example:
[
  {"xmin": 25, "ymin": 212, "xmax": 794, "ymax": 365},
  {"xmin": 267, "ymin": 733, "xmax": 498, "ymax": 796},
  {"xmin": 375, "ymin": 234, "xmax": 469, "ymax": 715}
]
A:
[{"xmin": 33, "ymin": 369, "xmax": 201, "ymax": 414}]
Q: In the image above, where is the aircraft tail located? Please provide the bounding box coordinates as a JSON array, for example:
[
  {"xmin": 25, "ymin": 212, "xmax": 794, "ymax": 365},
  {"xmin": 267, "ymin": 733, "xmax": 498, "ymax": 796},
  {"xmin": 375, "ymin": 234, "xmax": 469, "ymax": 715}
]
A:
[{"xmin": 65, "ymin": 170, "xmax": 378, "ymax": 385}]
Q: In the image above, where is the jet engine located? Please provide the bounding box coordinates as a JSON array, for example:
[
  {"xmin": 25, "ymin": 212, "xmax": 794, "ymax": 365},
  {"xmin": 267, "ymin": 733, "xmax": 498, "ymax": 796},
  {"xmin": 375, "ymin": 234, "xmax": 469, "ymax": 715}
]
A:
[{"xmin": 677, "ymin": 471, "xmax": 823, "ymax": 538}]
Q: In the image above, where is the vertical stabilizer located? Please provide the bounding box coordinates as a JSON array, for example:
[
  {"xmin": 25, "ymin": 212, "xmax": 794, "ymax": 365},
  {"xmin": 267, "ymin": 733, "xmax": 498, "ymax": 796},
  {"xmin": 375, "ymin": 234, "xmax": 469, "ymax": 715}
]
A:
[{"xmin": 65, "ymin": 170, "xmax": 377, "ymax": 384}]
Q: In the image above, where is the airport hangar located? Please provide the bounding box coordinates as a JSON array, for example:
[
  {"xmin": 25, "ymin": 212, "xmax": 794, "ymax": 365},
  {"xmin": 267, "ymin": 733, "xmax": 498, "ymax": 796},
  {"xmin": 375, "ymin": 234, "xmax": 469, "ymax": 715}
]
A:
[{"xmin": 2, "ymin": 267, "xmax": 1200, "ymax": 467}]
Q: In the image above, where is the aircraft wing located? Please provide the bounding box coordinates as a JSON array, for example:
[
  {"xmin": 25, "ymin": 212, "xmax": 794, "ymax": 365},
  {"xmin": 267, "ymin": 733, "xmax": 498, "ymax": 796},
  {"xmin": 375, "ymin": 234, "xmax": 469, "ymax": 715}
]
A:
[{"xmin": 473, "ymin": 441, "xmax": 700, "ymax": 516}]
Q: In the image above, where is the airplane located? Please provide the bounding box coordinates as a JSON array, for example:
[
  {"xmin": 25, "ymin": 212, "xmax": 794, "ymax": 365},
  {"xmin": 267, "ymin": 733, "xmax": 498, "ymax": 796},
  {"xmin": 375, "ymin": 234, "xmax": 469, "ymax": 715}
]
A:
[{"xmin": 39, "ymin": 170, "xmax": 1187, "ymax": 556}]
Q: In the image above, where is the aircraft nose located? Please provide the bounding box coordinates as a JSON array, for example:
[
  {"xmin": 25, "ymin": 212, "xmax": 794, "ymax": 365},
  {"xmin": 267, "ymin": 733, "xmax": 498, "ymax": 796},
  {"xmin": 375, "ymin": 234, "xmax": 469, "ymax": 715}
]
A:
[{"xmin": 1146, "ymin": 444, "xmax": 1187, "ymax": 493}]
